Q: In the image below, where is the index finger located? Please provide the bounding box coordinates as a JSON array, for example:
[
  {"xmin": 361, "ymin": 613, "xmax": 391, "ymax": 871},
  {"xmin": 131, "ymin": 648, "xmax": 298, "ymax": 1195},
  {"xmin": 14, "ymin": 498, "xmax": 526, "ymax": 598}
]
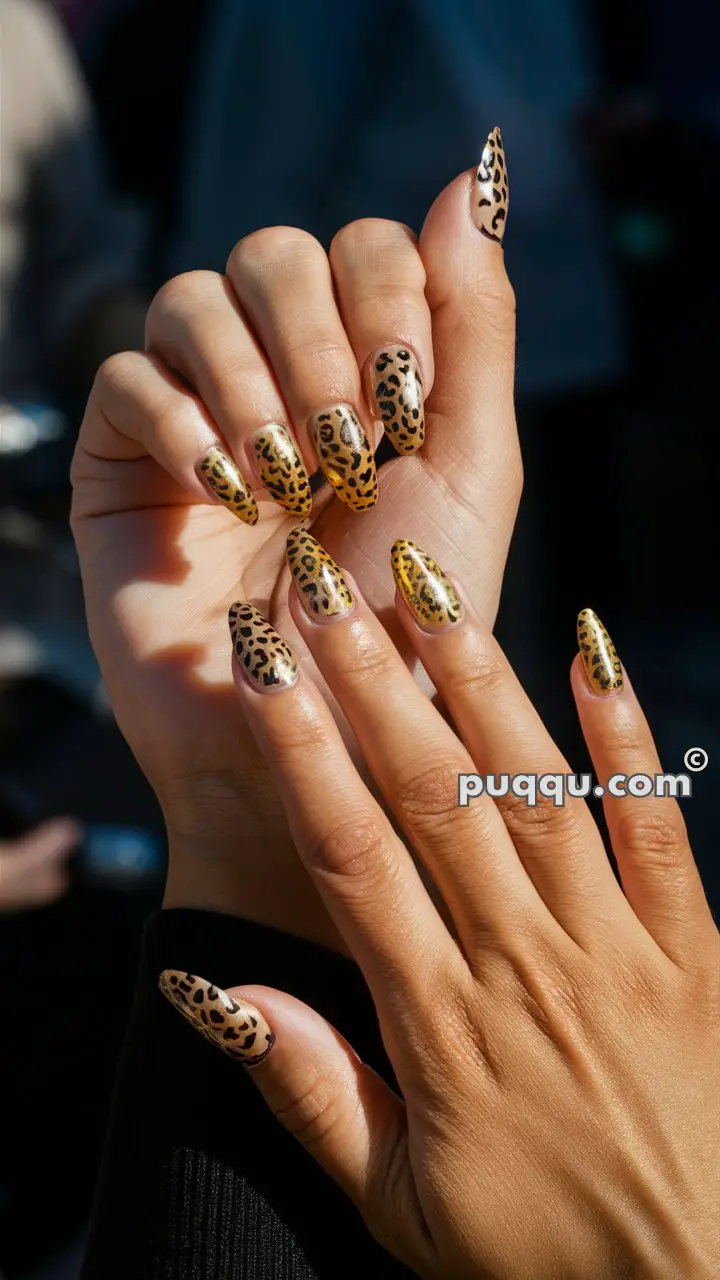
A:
[{"xmin": 226, "ymin": 602, "xmax": 458, "ymax": 1018}]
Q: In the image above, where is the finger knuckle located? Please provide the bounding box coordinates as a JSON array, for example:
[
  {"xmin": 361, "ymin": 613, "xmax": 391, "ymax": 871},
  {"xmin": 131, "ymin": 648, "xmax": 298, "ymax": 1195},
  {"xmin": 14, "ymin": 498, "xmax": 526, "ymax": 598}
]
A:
[
  {"xmin": 444, "ymin": 645, "xmax": 506, "ymax": 701},
  {"xmin": 616, "ymin": 809, "xmax": 691, "ymax": 874},
  {"xmin": 393, "ymin": 760, "xmax": 463, "ymax": 824},
  {"xmin": 93, "ymin": 350, "xmax": 141, "ymax": 399},
  {"xmin": 228, "ymin": 226, "xmax": 325, "ymax": 283},
  {"xmin": 306, "ymin": 815, "xmax": 392, "ymax": 892},
  {"xmin": 272, "ymin": 1071, "xmax": 347, "ymax": 1152},
  {"xmin": 500, "ymin": 789, "xmax": 582, "ymax": 849},
  {"xmin": 147, "ymin": 271, "xmax": 220, "ymax": 329},
  {"xmin": 330, "ymin": 218, "xmax": 423, "ymax": 282}
]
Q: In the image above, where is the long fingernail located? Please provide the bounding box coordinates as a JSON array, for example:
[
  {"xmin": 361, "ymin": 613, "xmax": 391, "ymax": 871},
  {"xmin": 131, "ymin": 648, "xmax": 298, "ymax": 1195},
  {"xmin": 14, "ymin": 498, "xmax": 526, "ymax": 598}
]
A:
[
  {"xmin": 577, "ymin": 608, "xmax": 624, "ymax": 697},
  {"xmin": 197, "ymin": 445, "xmax": 258, "ymax": 525},
  {"xmin": 228, "ymin": 602, "xmax": 298, "ymax": 691},
  {"xmin": 366, "ymin": 346, "xmax": 424, "ymax": 455},
  {"xmin": 472, "ymin": 126, "xmax": 509, "ymax": 243},
  {"xmin": 286, "ymin": 529, "xmax": 354, "ymax": 620},
  {"xmin": 391, "ymin": 539, "xmax": 463, "ymax": 629},
  {"xmin": 250, "ymin": 424, "xmax": 312, "ymax": 517},
  {"xmin": 308, "ymin": 404, "xmax": 378, "ymax": 513},
  {"xmin": 159, "ymin": 971, "xmax": 275, "ymax": 1067}
]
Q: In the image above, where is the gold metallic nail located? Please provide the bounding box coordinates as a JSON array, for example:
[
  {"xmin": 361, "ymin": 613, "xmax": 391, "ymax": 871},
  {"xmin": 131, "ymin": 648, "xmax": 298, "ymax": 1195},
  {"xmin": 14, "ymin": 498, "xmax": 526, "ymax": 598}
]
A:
[
  {"xmin": 159, "ymin": 971, "xmax": 275, "ymax": 1066},
  {"xmin": 472, "ymin": 126, "xmax": 509, "ymax": 243},
  {"xmin": 366, "ymin": 346, "xmax": 424, "ymax": 455},
  {"xmin": 197, "ymin": 445, "xmax": 258, "ymax": 525},
  {"xmin": 228, "ymin": 602, "xmax": 298, "ymax": 691},
  {"xmin": 286, "ymin": 529, "xmax": 354, "ymax": 619},
  {"xmin": 390, "ymin": 539, "xmax": 462, "ymax": 629},
  {"xmin": 250, "ymin": 424, "xmax": 312, "ymax": 517},
  {"xmin": 577, "ymin": 608, "xmax": 624, "ymax": 696},
  {"xmin": 307, "ymin": 404, "xmax": 378, "ymax": 513}
]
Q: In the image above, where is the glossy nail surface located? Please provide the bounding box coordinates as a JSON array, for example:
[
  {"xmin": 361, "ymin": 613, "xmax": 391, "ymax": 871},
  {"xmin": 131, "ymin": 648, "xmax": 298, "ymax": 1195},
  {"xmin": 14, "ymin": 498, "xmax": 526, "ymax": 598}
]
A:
[
  {"xmin": 472, "ymin": 127, "xmax": 509, "ymax": 243},
  {"xmin": 287, "ymin": 529, "xmax": 354, "ymax": 619},
  {"xmin": 197, "ymin": 446, "xmax": 258, "ymax": 525},
  {"xmin": 250, "ymin": 424, "xmax": 312, "ymax": 517},
  {"xmin": 159, "ymin": 971, "xmax": 275, "ymax": 1066},
  {"xmin": 308, "ymin": 404, "xmax": 377, "ymax": 513},
  {"xmin": 391, "ymin": 539, "xmax": 462, "ymax": 629},
  {"xmin": 577, "ymin": 608, "xmax": 624, "ymax": 696},
  {"xmin": 229, "ymin": 602, "xmax": 298, "ymax": 690},
  {"xmin": 367, "ymin": 346, "xmax": 424, "ymax": 454}
]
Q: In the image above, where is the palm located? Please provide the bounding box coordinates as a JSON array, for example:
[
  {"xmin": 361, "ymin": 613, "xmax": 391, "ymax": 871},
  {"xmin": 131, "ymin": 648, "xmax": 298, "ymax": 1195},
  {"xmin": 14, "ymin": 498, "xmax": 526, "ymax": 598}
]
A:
[{"xmin": 73, "ymin": 447, "xmax": 508, "ymax": 810}]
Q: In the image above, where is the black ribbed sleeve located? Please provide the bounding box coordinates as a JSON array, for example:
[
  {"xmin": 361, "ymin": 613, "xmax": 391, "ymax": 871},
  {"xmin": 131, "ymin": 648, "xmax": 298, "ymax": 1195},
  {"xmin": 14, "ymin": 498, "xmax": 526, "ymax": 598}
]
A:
[{"xmin": 80, "ymin": 909, "xmax": 416, "ymax": 1279}]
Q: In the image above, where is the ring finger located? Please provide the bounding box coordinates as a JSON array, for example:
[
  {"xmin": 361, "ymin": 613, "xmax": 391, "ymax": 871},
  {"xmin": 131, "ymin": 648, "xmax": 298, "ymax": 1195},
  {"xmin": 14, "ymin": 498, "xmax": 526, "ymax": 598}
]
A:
[{"xmin": 145, "ymin": 269, "xmax": 313, "ymax": 520}]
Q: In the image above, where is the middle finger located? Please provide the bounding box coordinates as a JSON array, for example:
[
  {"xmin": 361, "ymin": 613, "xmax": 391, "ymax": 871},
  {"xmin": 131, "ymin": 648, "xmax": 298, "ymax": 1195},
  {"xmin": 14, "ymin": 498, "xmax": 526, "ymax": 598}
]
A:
[{"xmin": 227, "ymin": 227, "xmax": 378, "ymax": 513}]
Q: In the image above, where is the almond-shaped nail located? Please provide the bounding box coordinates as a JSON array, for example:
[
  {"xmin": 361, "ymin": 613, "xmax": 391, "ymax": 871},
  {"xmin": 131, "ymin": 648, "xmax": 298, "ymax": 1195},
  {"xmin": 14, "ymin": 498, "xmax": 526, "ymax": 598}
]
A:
[
  {"xmin": 307, "ymin": 404, "xmax": 377, "ymax": 513},
  {"xmin": 197, "ymin": 445, "xmax": 258, "ymax": 525},
  {"xmin": 228, "ymin": 602, "xmax": 298, "ymax": 691},
  {"xmin": 250, "ymin": 424, "xmax": 312, "ymax": 517},
  {"xmin": 287, "ymin": 529, "xmax": 354, "ymax": 620},
  {"xmin": 366, "ymin": 346, "xmax": 424, "ymax": 455},
  {"xmin": 391, "ymin": 539, "xmax": 462, "ymax": 629},
  {"xmin": 577, "ymin": 608, "xmax": 624, "ymax": 697},
  {"xmin": 472, "ymin": 126, "xmax": 509, "ymax": 243},
  {"xmin": 159, "ymin": 971, "xmax": 275, "ymax": 1066}
]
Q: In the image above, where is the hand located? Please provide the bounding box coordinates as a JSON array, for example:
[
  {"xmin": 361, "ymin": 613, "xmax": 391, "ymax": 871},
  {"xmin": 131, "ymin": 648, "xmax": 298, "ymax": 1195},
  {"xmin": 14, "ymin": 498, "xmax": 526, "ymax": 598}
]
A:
[
  {"xmin": 160, "ymin": 538, "xmax": 718, "ymax": 1278},
  {"xmin": 71, "ymin": 148, "xmax": 520, "ymax": 944},
  {"xmin": 0, "ymin": 818, "xmax": 79, "ymax": 912}
]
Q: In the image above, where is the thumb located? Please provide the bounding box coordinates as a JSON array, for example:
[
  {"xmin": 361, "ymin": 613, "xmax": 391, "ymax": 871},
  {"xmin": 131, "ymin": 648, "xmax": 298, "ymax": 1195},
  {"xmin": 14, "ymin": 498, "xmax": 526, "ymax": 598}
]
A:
[
  {"xmin": 419, "ymin": 130, "xmax": 520, "ymax": 601},
  {"xmin": 158, "ymin": 972, "xmax": 415, "ymax": 1247}
]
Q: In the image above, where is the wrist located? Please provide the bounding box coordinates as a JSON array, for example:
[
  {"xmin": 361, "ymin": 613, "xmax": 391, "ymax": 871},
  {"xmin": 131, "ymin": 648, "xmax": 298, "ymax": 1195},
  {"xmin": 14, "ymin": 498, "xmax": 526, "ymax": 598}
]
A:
[{"xmin": 161, "ymin": 775, "xmax": 342, "ymax": 950}]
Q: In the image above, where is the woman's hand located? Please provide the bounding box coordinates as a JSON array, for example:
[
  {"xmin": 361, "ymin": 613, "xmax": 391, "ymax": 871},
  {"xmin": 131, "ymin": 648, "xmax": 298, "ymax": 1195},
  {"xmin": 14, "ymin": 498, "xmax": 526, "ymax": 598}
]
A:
[
  {"xmin": 70, "ymin": 144, "xmax": 520, "ymax": 945},
  {"xmin": 161, "ymin": 534, "xmax": 718, "ymax": 1278}
]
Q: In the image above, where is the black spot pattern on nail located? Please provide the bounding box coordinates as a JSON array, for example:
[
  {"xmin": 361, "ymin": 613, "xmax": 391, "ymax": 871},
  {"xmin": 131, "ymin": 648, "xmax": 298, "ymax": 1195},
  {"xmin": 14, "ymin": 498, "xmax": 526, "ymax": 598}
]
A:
[
  {"xmin": 308, "ymin": 405, "xmax": 378, "ymax": 512},
  {"xmin": 577, "ymin": 609, "xmax": 623, "ymax": 695},
  {"xmin": 252, "ymin": 425, "xmax": 312, "ymax": 517},
  {"xmin": 369, "ymin": 346, "xmax": 425, "ymax": 454},
  {"xmin": 390, "ymin": 538, "xmax": 462, "ymax": 628},
  {"xmin": 197, "ymin": 446, "xmax": 258, "ymax": 525},
  {"xmin": 473, "ymin": 127, "xmax": 509, "ymax": 243},
  {"xmin": 159, "ymin": 971, "xmax": 275, "ymax": 1065},
  {"xmin": 228, "ymin": 602, "xmax": 297, "ymax": 689},
  {"xmin": 286, "ymin": 529, "xmax": 354, "ymax": 617}
]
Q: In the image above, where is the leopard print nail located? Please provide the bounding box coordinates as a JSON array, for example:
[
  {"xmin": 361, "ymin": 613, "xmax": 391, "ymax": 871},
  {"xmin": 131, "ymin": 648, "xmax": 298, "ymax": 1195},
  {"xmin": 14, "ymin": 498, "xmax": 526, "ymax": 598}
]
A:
[
  {"xmin": 197, "ymin": 446, "xmax": 258, "ymax": 525},
  {"xmin": 390, "ymin": 539, "xmax": 462, "ymax": 629},
  {"xmin": 286, "ymin": 529, "xmax": 354, "ymax": 619},
  {"xmin": 577, "ymin": 608, "xmax": 624, "ymax": 697},
  {"xmin": 251, "ymin": 424, "xmax": 312, "ymax": 517},
  {"xmin": 228, "ymin": 602, "xmax": 298, "ymax": 690},
  {"xmin": 472, "ymin": 126, "xmax": 509, "ymax": 243},
  {"xmin": 308, "ymin": 404, "xmax": 378, "ymax": 513},
  {"xmin": 367, "ymin": 346, "xmax": 424, "ymax": 455},
  {"xmin": 159, "ymin": 971, "xmax": 275, "ymax": 1067}
]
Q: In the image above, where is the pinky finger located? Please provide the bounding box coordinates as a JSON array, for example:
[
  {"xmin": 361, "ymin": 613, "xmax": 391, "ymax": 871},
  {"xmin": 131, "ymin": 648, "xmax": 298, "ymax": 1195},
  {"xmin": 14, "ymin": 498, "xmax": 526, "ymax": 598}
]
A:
[
  {"xmin": 74, "ymin": 350, "xmax": 259, "ymax": 525},
  {"xmin": 158, "ymin": 972, "xmax": 420, "ymax": 1264},
  {"xmin": 572, "ymin": 609, "xmax": 714, "ymax": 967}
]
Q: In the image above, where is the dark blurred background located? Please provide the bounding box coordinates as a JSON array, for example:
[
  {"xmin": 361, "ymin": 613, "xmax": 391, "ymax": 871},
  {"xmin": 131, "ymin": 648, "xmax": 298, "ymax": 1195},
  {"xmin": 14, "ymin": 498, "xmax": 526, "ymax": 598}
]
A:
[{"xmin": 0, "ymin": 1, "xmax": 717, "ymax": 1275}]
